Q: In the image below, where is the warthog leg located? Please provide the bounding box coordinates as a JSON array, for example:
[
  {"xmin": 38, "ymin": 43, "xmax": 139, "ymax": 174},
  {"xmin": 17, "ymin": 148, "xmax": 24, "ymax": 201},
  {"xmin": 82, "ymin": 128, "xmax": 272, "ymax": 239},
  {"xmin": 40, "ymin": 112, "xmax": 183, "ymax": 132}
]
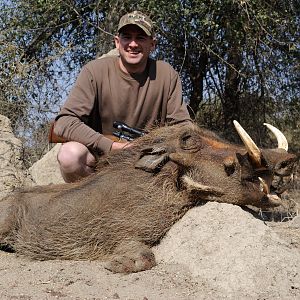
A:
[{"xmin": 105, "ymin": 240, "xmax": 156, "ymax": 273}]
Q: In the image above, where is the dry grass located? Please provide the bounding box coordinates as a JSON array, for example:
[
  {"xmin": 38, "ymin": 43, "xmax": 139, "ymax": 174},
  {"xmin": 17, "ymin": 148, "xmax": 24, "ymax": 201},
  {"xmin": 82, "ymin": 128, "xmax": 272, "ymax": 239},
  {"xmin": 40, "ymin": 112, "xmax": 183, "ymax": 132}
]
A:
[{"xmin": 257, "ymin": 169, "xmax": 300, "ymax": 222}]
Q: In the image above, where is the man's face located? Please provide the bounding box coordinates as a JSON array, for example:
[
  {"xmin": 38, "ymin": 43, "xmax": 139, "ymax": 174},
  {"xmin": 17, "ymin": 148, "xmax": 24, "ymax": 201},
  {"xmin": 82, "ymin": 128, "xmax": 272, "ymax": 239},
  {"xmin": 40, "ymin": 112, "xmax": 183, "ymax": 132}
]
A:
[{"xmin": 115, "ymin": 25, "xmax": 156, "ymax": 72}]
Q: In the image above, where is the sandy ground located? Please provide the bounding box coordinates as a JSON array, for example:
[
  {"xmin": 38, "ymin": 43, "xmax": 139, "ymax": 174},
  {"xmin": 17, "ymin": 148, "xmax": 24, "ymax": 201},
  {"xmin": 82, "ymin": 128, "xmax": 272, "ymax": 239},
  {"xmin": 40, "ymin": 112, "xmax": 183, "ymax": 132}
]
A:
[
  {"xmin": 0, "ymin": 252, "xmax": 202, "ymax": 300},
  {"xmin": 1, "ymin": 196, "xmax": 300, "ymax": 300}
]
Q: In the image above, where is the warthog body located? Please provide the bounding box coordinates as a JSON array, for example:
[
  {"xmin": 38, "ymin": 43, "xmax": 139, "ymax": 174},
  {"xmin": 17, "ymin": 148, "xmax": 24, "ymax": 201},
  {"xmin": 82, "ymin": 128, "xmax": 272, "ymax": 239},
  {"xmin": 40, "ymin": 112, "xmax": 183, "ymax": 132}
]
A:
[{"xmin": 0, "ymin": 122, "xmax": 298, "ymax": 273}]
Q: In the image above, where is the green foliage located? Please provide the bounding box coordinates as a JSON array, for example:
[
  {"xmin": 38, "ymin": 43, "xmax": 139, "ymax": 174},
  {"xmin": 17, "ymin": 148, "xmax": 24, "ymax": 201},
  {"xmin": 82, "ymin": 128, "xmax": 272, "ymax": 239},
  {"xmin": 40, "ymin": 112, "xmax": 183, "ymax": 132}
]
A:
[{"xmin": 0, "ymin": 0, "xmax": 299, "ymax": 165}]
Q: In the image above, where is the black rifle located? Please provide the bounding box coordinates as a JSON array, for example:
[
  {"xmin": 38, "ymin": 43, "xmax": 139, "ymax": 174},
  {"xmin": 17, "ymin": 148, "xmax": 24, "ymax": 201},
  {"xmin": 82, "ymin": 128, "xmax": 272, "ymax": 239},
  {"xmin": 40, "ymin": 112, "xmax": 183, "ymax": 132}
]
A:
[{"xmin": 112, "ymin": 121, "xmax": 146, "ymax": 141}]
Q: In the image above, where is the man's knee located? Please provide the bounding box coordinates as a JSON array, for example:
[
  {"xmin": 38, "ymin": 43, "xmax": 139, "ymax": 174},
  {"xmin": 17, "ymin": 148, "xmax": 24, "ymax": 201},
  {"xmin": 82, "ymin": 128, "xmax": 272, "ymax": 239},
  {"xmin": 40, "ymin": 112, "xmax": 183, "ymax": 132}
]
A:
[
  {"xmin": 57, "ymin": 142, "xmax": 97, "ymax": 183},
  {"xmin": 57, "ymin": 142, "xmax": 92, "ymax": 172}
]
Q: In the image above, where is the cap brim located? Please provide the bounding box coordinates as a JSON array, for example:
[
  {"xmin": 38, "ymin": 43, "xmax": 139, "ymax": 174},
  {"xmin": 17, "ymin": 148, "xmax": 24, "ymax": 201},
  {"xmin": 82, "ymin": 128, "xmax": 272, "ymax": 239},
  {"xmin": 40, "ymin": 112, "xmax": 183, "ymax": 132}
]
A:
[{"xmin": 118, "ymin": 23, "xmax": 152, "ymax": 36}]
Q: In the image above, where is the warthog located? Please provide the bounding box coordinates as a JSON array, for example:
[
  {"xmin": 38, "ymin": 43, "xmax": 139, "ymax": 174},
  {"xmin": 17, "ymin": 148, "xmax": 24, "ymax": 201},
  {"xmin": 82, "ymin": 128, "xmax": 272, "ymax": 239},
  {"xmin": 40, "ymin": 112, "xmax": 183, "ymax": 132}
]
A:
[{"xmin": 0, "ymin": 121, "xmax": 298, "ymax": 273}]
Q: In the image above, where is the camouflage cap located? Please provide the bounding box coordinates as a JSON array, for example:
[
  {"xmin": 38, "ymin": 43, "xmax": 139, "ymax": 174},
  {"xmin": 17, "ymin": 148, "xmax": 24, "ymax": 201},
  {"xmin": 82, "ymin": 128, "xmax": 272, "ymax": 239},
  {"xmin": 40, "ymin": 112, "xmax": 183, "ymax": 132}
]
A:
[{"xmin": 118, "ymin": 11, "xmax": 154, "ymax": 37}]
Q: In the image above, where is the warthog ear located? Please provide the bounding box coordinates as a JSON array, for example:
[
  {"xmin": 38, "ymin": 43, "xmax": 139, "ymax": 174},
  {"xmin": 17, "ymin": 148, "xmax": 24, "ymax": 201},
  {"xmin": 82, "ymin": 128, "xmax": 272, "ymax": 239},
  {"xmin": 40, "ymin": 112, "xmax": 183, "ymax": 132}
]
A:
[{"xmin": 135, "ymin": 146, "xmax": 169, "ymax": 172}]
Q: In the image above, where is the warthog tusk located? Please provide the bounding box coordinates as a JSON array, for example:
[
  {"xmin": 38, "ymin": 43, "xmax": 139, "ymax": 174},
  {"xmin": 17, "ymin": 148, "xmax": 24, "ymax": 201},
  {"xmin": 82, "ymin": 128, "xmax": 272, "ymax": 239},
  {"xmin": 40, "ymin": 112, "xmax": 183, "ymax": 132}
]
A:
[
  {"xmin": 263, "ymin": 123, "xmax": 288, "ymax": 151},
  {"xmin": 258, "ymin": 177, "xmax": 282, "ymax": 206},
  {"xmin": 233, "ymin": 120, "xmax": 262, "ymax": 166},
  {"xmin": 258, "ymin": 177, "xmax": 269, "ymax": 194},
  {"xmin": 266, "ymin": 193, "xmax": 282, "ymax": 206}
]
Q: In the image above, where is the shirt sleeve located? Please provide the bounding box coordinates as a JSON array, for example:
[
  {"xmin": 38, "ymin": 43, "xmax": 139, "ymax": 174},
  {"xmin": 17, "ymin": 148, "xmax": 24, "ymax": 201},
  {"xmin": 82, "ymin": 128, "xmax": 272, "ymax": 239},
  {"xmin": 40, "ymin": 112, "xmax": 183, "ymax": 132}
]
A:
[
  {"xmin": 54, "ymin": 65, "xmax": 113, "ymax": 154},
  {"xmin": 166, "ymin": 70, "xmax": 191, "ymax": 125}
]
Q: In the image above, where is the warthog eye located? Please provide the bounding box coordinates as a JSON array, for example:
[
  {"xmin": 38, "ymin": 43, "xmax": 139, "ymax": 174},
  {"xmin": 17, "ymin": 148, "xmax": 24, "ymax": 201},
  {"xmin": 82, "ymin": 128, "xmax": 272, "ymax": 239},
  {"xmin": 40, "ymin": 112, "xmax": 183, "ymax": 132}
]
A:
[
  {"xmin": 223, "ymin": 157, "xmax": 236, "ymax": 176},
  {"xmin": 280, "ymin": 162, "xmax": 288, "ymax": 168},
  {"xmin": 180, "ymin": 133, "xmax": 199, "ymax": 151}
]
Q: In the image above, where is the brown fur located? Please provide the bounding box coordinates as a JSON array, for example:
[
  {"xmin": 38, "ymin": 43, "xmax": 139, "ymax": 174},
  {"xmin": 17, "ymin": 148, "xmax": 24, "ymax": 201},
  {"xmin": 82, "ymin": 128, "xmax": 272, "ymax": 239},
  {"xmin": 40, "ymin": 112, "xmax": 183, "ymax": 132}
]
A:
[{"xmin": 0, "ymin": 123, "xmax": 298, "ymax": 273}]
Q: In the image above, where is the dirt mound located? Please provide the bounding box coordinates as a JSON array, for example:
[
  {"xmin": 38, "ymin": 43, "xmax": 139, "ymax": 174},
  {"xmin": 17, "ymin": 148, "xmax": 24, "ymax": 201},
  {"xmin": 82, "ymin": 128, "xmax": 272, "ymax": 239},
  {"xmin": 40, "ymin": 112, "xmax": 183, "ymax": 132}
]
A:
[{"xmin": 155, "ymin": 202, "xmax": 300, "ymax": 298}]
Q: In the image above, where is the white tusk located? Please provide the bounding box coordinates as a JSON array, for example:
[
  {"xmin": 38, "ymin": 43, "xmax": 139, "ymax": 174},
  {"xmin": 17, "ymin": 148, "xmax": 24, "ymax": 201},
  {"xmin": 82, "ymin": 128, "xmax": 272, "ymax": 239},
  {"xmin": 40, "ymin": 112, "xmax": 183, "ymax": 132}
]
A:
[
  {"xmin": 263, "ymin": 123, "xmax": 288, "ymax": 151},
  {"xmin": 233, "ymin": 120, "xmax": 262, "ymax": 166},
  {"xmin": 258, "ymin": 177, "xmax": 269, "ymax": 194}
]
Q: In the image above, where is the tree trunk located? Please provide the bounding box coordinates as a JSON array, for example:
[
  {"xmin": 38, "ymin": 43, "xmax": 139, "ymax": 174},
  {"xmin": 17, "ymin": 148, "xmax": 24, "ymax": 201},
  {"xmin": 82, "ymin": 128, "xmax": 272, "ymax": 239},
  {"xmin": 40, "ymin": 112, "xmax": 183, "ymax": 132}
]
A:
[
  {"xmin": 222, "ymin": 44, "xmax": 242, "ymax": 139},
  {"xmin": 188, "ymin": 51, "xmax": 208, "ymax": 118}
]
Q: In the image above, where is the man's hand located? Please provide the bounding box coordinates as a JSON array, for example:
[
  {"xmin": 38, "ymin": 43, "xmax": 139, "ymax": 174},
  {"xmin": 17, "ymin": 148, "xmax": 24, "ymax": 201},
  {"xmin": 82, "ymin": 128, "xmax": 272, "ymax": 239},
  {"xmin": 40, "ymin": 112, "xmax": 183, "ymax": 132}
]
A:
[{"xmin": 111, "ymin": 141, "xmax": 132, "ymax": 151}]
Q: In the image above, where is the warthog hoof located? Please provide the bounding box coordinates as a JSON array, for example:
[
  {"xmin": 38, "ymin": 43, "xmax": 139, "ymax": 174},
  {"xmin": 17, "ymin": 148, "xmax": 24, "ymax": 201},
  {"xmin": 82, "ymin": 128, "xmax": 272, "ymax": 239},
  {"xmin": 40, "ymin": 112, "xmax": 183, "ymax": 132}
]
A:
[{"xmin": 105, "ymin": 241, "xmax": 156, "ymax": 273}]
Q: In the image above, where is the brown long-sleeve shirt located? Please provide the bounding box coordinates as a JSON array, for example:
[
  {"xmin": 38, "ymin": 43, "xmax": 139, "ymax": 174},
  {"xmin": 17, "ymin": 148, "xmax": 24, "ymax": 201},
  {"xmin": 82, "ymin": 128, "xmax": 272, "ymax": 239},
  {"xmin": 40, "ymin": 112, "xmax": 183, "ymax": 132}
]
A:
[{"xmin": 54, "ymin": 56, "xmax": 191, "ymax": 153}]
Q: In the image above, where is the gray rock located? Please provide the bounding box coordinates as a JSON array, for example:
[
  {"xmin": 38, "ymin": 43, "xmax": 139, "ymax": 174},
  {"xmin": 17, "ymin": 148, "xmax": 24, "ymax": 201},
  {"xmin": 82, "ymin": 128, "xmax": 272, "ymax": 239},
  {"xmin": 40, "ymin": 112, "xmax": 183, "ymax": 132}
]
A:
[
  {"xmin": 0, "ymin": 115, "xmax": 28, "ymax": 199},
  {"xmin": 29, "ymin": 143, "xmax": 64, "ymax": 185}
]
